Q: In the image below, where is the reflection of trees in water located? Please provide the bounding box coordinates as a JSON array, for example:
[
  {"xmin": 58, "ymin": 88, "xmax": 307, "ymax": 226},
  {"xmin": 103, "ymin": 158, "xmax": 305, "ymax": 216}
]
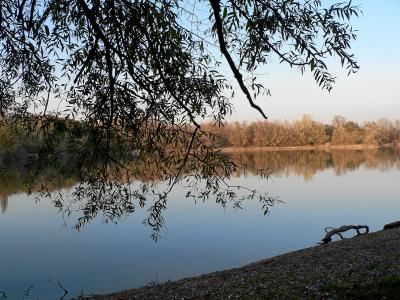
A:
[
  {"xmin": 0, "ymin": 149, "xmax": 399, "ymax": 213},
  {"xmin": 0, "ymin": 149, "xmax": 398, "ymax": 237},
  {"xmin": 0, "ymin": 160, "xmax": 76, "ymax": 211},
  {"xmin": 232, "ymin": 149, "xmax": 400, "ymax": 180},
  {"xmin": 0, "ymin": 194, "xmax": 7, "ymax": 214}
]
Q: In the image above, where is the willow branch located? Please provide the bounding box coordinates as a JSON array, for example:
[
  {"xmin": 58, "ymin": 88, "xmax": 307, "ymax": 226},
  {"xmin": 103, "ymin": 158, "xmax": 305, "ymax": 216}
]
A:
[{"xmin": 209, "ymin": 0, "xmax": 268, "ymax": 119}]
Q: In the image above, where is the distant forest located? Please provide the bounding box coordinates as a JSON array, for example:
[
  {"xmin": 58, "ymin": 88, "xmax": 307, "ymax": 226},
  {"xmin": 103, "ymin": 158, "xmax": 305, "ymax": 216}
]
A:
[
  {"xmin": 1, "ymin": 115, "xmax": 400, "ymax": 154},
  {"xmin": 203, "ymin": 115, "xmax": 400, "ymax": 148}
]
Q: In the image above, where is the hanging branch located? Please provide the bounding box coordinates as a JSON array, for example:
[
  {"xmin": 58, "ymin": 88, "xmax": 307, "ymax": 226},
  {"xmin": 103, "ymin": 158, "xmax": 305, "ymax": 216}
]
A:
[{"xmin": 209, "ymin": 0, "xmax": 268, "ymax": 119}]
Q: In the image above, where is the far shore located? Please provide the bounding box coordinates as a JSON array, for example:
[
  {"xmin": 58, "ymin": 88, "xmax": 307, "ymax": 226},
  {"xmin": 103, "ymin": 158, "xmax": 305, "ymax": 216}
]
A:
[{"xmin": 217, "ymin": 143, "xmax": 399, "ymax": 152}]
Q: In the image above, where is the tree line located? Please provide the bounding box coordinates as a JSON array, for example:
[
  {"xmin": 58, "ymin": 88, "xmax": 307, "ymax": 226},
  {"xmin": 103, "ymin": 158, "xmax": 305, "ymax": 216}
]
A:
[
  {"xmin": 203, "ymin": 115, "xmax": 400, "ymax": 148},
  {"xmin": 2, "ymin": 115, "xmax": 400, "ymax": 153}
]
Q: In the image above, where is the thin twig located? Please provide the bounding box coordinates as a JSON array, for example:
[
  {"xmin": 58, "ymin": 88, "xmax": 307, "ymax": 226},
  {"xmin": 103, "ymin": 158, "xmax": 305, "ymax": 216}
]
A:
[{"xmin": 57, "ymin": 281, "xmax": 68, "ymax": 297}]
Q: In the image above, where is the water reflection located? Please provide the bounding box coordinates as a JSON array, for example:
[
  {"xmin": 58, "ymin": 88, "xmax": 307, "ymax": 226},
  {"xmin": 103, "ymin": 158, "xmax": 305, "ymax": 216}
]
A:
[
  {"xmin": 0, "ymin": 149, "xmax": 399, "ymax": 216},
  {"xmin": 233, "ymin": 148, "xmax": 400, "ymax": 180},
  {"xmin": 0, "ymin": 194, "xmax": 7, "ymax": 214}
]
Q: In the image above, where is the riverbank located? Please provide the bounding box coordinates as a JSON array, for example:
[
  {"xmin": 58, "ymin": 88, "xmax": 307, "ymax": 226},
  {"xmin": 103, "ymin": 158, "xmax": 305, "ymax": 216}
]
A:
[
  {"xmin": 83, "ymin": 227, "xmax": 400, "ymax": 299},
  {"xmin": 218, "ymin": 143, "xmax": 399, "ymax": 152}
]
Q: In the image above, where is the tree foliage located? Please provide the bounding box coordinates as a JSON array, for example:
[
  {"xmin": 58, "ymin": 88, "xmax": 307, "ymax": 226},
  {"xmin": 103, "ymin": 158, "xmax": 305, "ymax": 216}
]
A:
[{"xmin": 0, "ymin": 0, "xmax": 360, "ymax": 238}]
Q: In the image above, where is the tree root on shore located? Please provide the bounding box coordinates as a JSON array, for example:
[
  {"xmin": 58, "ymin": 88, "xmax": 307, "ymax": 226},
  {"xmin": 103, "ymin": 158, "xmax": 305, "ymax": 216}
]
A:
[{"xmin": 318, "ymin": 225, "xmax": 369, "ymax": 245}]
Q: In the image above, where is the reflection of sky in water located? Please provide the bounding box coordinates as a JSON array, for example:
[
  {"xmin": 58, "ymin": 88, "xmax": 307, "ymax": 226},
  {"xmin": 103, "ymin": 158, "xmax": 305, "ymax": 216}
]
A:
[{"xmin": 1, "ymin": 151, "xmax": 400, "ymax": 299}]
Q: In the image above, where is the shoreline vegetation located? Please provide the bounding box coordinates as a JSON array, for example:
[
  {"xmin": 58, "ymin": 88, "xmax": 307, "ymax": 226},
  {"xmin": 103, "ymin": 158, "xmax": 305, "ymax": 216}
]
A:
[
  {"xmin": 1, "ymin": 116, "xmax": 400, "ymax": 157},
  {"xmin": 203, "ymin": 115, "xmax": 400, "ymax": 150},
  {"xmin": 83, "ymin": 227, "xmax": 400, "ymax": 300}
]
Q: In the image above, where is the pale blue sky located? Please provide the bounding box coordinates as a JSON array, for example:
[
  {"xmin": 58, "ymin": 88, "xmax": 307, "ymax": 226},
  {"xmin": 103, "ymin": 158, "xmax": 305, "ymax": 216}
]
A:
[{"xmin": 228, "ymin": 0, "xmax": 400, "ymax": 123}]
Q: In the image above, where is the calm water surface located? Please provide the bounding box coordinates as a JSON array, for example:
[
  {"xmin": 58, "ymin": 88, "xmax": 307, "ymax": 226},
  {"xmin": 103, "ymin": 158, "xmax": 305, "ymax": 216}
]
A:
[{"xmin": 1, "ymin": 149, "xmax": 399, "ymax": 299}]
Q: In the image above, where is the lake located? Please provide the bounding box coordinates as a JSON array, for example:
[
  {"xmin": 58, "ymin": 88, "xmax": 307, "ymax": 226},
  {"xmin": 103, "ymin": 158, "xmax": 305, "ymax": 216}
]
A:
[{"xmin": 1, "ymin": 149, "xmax": 399, "ymax": 299}]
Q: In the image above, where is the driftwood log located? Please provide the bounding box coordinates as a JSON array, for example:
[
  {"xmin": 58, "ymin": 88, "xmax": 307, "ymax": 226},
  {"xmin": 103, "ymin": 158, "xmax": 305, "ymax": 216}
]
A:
[
  {"xmin": 383, "ymin": 221, "xmax": 400, "ymax": 230},
  {"xmin": 319, "ymin": 225, "xmax": 369, "ymax": 245}
]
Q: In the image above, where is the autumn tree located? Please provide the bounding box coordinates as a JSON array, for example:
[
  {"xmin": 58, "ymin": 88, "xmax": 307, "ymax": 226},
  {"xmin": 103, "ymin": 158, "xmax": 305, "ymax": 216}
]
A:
[
  {"xmin": 203, "ymin": 117, "xmax": 400, "ymax": 148},
  {"xmin": 292, "ymin": 115, "xmax": 328, "ymax": 145}
]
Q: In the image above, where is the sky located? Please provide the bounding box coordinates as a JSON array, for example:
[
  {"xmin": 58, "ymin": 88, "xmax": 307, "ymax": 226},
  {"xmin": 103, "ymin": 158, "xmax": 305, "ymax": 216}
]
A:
[
  {"xmin": 227, "ymin": 0, "xmax": 400, "ymax": 124},
  {"xmin": 39, "ymin": 1, "xmax": 399, "ymax": 124}
]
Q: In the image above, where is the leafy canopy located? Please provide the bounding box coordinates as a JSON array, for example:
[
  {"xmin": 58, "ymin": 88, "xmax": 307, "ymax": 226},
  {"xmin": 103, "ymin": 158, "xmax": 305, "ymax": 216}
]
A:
[{"xmin": 0, "ymin": 0, "xmax": 360, "ymax": 238}]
